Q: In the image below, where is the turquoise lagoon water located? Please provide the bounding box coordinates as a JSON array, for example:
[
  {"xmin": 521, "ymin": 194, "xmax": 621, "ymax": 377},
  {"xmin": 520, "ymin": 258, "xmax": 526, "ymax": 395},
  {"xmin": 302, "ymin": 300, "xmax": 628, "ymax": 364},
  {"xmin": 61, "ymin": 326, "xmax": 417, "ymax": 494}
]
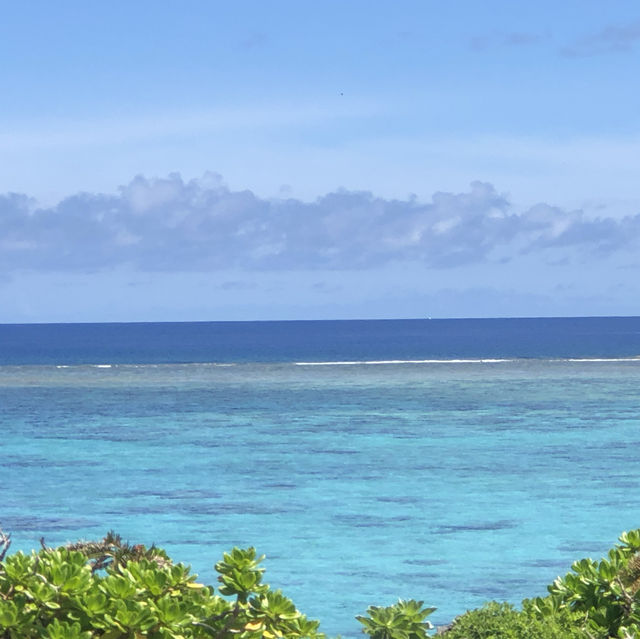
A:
[{"xmin": 1, "ymin": 318, "xmax": 640, "ymax": 635}]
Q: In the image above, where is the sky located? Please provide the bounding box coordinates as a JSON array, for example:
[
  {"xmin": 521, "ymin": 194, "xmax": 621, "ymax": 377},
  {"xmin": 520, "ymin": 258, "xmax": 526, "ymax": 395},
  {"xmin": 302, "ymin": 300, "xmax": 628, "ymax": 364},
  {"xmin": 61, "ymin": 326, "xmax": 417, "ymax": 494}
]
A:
[{"xmin": 1, "ymin": 0, "xmax": 640, "ymax": 322}]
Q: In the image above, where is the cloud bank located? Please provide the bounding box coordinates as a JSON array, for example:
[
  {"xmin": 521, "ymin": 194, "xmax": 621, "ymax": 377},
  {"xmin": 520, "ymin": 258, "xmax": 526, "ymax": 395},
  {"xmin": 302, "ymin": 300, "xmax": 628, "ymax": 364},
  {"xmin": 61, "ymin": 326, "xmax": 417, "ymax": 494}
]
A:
[
  {"xmin": 1, "ymin": 173, "xmax": 639, "ymax": 273},
  {"xmin": 562, "ymin": 20, "xmax": 640, "ymax": 56},
  {"xmin": 471, "ymin": 19, "xmax": 640, "ymax": 57}
]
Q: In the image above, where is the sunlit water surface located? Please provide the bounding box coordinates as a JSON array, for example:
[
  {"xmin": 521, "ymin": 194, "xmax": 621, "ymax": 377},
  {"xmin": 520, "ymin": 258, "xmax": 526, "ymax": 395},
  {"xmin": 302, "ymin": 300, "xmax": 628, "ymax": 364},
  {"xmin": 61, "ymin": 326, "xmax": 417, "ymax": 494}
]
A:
[{"xmin": 2, "ymin": 357, "xmax": 640, "ymax": 635}]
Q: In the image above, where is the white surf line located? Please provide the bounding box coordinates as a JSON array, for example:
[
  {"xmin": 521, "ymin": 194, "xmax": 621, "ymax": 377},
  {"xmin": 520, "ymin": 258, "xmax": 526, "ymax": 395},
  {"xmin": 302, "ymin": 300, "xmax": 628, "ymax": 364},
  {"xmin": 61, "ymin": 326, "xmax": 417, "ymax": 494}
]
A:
[
  {"xmin": 192, "ymin": 362, "xmax": 236, "ymax": 367},
  {"xmin": 564, "ymin": 357, "xmax": 640, "ymax": 362},
  {"xmin": 297, "ymin": 359, "xmax": 513, "ymax": 366},
  {"xmin": 53, "ymin": 362, "xmax": 238, "ymax": 370}
]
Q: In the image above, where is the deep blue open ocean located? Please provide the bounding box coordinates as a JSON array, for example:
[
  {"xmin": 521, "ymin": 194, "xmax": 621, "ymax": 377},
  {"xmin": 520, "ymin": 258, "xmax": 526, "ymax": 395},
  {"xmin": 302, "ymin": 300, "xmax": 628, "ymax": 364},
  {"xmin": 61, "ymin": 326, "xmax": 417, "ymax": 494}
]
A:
[{"xmin": 2, "ymin": 317, "xmax": 640, "ymax": 635}]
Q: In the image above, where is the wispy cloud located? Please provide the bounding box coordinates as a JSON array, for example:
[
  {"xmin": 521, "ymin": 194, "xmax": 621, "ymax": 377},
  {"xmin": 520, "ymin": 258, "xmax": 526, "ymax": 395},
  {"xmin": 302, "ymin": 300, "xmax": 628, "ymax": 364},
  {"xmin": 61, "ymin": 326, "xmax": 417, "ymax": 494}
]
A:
[
  {"xmin": 0, "ymin": 101, "xmax": 378, "ymax": 153},
  {"xmin": 470, "ymin": 31, "xmax": 547, "ymax": 51},
  {"xmin": 471, "ymin": 21, "xmax": 640, "ymax": 57},
  {"xmin": 1, "ymin": 174, "xmax": 639, "ymax": 273},
  {"xmin": 561, "ymin": 20, "xmax": 640, "ymax": 56}
]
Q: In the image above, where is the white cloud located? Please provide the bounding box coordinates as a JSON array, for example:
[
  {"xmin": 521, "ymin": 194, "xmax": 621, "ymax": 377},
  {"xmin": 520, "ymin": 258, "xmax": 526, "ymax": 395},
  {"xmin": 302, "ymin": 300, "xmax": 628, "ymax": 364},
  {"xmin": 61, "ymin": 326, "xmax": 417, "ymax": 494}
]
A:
[
  {"xmin": 562, "ymin": 20, "xmax": 640, "ymax": 56},
  {"xmin": 2, "ymin": 174, "xmax": 640, "ymax": 275}
]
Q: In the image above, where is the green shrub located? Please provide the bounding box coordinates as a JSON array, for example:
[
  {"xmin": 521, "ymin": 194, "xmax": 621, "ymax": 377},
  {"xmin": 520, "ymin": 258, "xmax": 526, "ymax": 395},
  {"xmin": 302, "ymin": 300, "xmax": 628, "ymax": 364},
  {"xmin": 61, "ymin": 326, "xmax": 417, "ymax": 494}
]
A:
[
  {"xmin": 443, "ymin": 601, "xmax": 589, "ymax": 639},
  {"xmin": 0, "ymin": 532, "xmax": 323, "ymax": 639},
  {"xmin": 531, "ymin": 529, "xmax": 640, "ymax": 638},
  {"xmin": 2, "ymin": 528, "xmax": 640, "ymax": 639},
  {"xmin": 356, "ymin": 599, "xmax": 435, "ymax": 639}
]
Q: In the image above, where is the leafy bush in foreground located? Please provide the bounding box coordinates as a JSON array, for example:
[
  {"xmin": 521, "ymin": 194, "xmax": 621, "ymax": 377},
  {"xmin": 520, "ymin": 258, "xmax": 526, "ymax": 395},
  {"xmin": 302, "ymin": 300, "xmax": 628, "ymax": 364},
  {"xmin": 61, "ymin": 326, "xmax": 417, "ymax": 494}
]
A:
[
  {"xmin": 0, "ymin": 532, "xmax": 323, "ymax": 639},
  {"xmin": 529, "ymin": 529, "xmax": 640, "ymax": 639},
  {"xmin": 1, "ymin": 528, "xmax": 640, "ymax": 638},
  {"xmin": 443, "ymin": 602, "xmax": 588, "ymax": 639},
  {"xmin": 0, "ymin": 530, "xmax": 431, "ymax": 639},
  {"xmin": 447, "ymin": 529, "xmax": 640, "ymax": 639},
  {"xmin": 356, "ymin": 599, "xmax": 435, "ymax": 639}
]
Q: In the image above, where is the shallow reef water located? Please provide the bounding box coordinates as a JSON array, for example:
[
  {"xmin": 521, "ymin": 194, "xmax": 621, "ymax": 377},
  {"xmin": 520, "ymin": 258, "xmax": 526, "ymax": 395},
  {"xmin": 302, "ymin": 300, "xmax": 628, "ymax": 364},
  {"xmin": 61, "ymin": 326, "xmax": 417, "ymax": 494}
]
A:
[{"xmin": 2, "ymin": 318, "xmax": 640, "ymax": 635}]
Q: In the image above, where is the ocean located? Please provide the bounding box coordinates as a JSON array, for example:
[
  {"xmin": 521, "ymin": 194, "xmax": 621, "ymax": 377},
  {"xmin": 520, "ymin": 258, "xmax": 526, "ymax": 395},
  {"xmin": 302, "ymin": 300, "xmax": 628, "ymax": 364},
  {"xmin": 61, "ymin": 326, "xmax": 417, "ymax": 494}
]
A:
[{"xmin": 1, "ymin": 317, "xmax": 640, "ymax": 635}]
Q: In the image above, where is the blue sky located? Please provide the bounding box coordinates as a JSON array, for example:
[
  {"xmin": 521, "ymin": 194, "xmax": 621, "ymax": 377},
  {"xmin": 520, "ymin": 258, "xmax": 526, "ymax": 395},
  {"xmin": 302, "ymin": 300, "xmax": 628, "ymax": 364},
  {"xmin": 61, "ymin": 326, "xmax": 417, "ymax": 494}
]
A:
[{"xmin": 2, "ymin": 0, "xmax": 640, "ymax": 321}]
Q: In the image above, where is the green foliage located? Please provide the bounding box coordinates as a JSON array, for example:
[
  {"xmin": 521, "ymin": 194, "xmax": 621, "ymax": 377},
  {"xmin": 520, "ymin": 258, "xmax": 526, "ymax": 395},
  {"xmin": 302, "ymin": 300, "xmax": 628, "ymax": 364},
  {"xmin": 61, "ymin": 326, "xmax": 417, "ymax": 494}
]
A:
[
  {"xmin": 3, "ymin": 527, "xmax": 640, "ymax": 639},
  {"xmin": 443, "ymin": 601, "xmax": 589, "ymax": 639},
  {"xmin": 356, "ymin": 599, "xmax": 435, "ymax": 639},
  {"xmin": 448, "ymin": 529, "xmax": 640, "ymax": 639},
  {"xmin": 538, "ymin": 529, "xmax": 640, "ymax": 638},
  {"xmin": 0, "ymin": 533, "xmax": 323, "ymax": 639},
  {"xmin": 215, "ymin": 547, "xmax": 268, "ymax": 602}
]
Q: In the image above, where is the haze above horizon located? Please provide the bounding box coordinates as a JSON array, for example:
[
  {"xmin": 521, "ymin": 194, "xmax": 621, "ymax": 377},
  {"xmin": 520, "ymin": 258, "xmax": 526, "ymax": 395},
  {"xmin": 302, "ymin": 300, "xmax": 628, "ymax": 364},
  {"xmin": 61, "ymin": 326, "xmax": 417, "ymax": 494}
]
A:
[{"xmin": 2, "ymin": 1, "xmax": 640, "ymax": 322}]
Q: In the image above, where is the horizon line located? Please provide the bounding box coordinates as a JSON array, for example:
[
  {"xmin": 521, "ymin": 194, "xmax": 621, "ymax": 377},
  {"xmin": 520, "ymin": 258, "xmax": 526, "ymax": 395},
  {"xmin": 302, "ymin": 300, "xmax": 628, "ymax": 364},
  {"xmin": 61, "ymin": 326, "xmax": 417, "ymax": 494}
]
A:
[{"xmin": 1, "ymin": 314, "xmax": 639, "ymax": 327}]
